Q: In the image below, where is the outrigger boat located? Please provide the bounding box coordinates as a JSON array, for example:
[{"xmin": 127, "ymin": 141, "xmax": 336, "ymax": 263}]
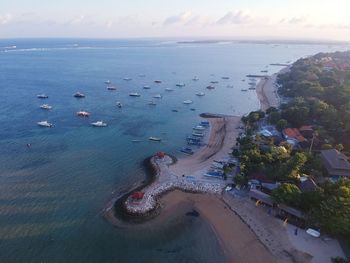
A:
[
  {"xmin": 37, "ymin": 94, "xmax": 48, "ymax": 99},
  {"xmin": 149, "ymin": 137, "xmax": 161, "ymax": 142},
  {"xmin": 154, "ymin": 80, "xmax": 162, "ymax": 84},
  {"xmin": 196, "ymin": 92, "xmax": 205, "ymax": 96},
  {"xmin": 176, "ymin": 83, "xmax": 185, "ymax": 87},
  {"xmin": 129, "ymin": 92, "xmax": 141, "ymax": 97},
  {"xmin": 40, "ymin": 104, "xmax": 52, "ymax": 110},
  {"xmin": 143, "ymin": 85, "xmax": 151, "ymax": 89},
  {"xmin": 74, "ymin": 92, "xmax": 85, "ymax": 98},
  {"xmin": 77, "ymin": 111, "xmax": 90, "ymax": 117},
  {"xmin": 37, "ymin": 120, "xmax": 53, "ymax": 128},
  {"xmin": 91, "ymin": 121, "xmax": 107, "ymax": 127}
]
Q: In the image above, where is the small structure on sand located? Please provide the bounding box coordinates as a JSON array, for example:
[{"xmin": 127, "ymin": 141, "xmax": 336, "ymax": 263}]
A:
[
  {"xmin": 156, "ymin": 151, "xmax": 165, "ymax": 159},
  {"xmin": 131, "ymin": 192, "xmax": 145, "ymax": 200}
]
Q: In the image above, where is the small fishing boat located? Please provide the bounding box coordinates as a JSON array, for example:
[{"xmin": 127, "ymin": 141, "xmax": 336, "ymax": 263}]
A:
[
  {"xmin": 261, "ymin": 70, "xmax": 268, "ymax": 73},
  {"xmin": 180, "ymin": 147, "xmax": 194, "ymax": 155},
  {"xmin": 107, "ymin": 86, "xmax": 117, "ymax": 90},
  {"xmin": 148, "ymin": 101, "xmax": 156, "ymax": 106},
  {"xmin": 172, "ymin": 109, "xmax": 178, "ymax": 112},
  {"xmin": 249, "ymin": 87, "xmax": 256, "ymax": 90},
  {"xmin": 40, "ymin": 104, "xmax": 52, "ymax": 110},
  {"xmin": 37, "ymin": 120, "xmax": 53, "ymax": 128},
  {"xmin": 206, "ymin": 85, "xmax": 215, "ymax": 90},
  {"xmin": 74, "ymin": 92, "xmax": 85, "ymax": 98},
  {"xmin": 176, "ymin": 83, "xmax": 185, "ymax": 87},
  {"xmin": 116, "ymin": 102, "xmax": 122, "ymax": 108},
  {"xmin": 196, "ymin": 92, "xmax": 205, "ymax": 96},
  {"xmin": 190, "ymin": 108, "xmax": 196, "ymax": 111},
  {"xmin": 187, "ymin": 136, "xmax": 201, "ymax": 142},
  {"xmin": 104, "ymin": 80, "xmax": 111, "ymax": 84},
  {"xmin": 226, "ymin": 85, "xmax": 234, "ymax": 88},
  {"xmin": 123, "ymin": 77, "xmax": 132, "ymax": 81},
  {"xmin": 153, "ymin": 94, "xmax": 162, "ymax": 99},
  {"xmin": 143, "ymin": 85, "xmax": 151, "ymax": 89},
  {"xmin": 77, "ymin": 111, "xmax": 90, "ymax": 117},
  {"xmin": 129, "ymin": 92, "xmax": 141, "ymax": 97},
  {"xmin": 192, "ymin": 132, "xmax": 204, "ymax": 137},
  {"xmin": 165, "ymin": 87, "xmax": 174, "ymax": 91},
  {"xmin": 210, "ymin": 80, "xmax": 219, "ymax": 84},
  {"xmin": 241, "ymin": 89, "xmax": 248, "ymax": 92},
  {"xmin": 193, "ymin": 125, "xmax": 205, "ymax": 131},
  {"xmin": 192, "ymin": 76, "xmax": 199, "ymax": 81},
  {"xmin": 91, "ymin": 121, "xmax": 107, "ymax": 127},
  {"xmin": 183, "ymin": 100, "xmax": 193, "ymax": 104},
  {"xmin": 149, "ymin": 137, "xmax": 161, "ymax": 142},
  {"xmin": 154, "ymin": 80, "xmax": 162, "ymax": 84},
  {"xmin": 37, "ymin": 94, "xmax": 48, "ymax": 99},
  {"xmin": 200, "ymin": 121, "xmax": 209, "ymax": 127},
  {"xmin": 222, "ymin": 77, "xmax": 230, "ymax": 80}
]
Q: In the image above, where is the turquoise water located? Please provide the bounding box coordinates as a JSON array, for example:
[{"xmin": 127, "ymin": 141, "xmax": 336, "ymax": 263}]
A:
[{"xmin": 0, "ymin": 39, "xmax": 348, "ymax": 262}]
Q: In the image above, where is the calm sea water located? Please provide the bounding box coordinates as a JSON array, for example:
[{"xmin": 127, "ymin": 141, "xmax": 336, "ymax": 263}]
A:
[{"xmin": 0, "ymin": 39, "xmax": 348, "ymax": 262}]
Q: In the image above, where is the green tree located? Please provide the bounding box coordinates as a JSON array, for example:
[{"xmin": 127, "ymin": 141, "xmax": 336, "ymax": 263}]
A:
[{"xmin": 271, "ymin": 183, "xmax": 301, "ymax": 207}]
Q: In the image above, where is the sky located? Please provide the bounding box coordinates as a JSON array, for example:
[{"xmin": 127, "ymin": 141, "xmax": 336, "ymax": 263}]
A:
[{"xmin": 1, "ymin": 0, "xmax": 350, "ymax": 40}]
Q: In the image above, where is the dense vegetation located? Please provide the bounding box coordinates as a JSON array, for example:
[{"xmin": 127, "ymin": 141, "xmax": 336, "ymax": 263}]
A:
[{"xmin": 236, "ymin": 51, "xmax": 350, "ymax": 243}]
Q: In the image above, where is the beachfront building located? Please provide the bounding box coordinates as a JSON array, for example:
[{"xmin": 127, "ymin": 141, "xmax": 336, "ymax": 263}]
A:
[
  {"xmin": 282, "ymin": 128, "xmax": 308, "ymax": 148},
  {"xmin": 320, "ymin": 149, "xmax": 350, "ymax": 179}
]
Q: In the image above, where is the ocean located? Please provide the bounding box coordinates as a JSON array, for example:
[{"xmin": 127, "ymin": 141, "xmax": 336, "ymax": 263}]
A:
[{"xmin": 0, "ymin": 38, "xmax": 348, "ymax": 262}]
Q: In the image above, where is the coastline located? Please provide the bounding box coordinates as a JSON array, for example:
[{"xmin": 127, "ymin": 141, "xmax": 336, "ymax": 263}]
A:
[
  {"xmin": 256, "ymin": 66, "xmax": 290, "ymax": 111},
  {"xmin": 104, "ymin": 68, "xmax": 299, "ymax": 262}
]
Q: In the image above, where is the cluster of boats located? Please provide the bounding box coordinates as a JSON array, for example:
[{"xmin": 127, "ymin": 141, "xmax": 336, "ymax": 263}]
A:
[{"xmin": 180, "ymin": 121, "xmax": 210, "ymax": 155}]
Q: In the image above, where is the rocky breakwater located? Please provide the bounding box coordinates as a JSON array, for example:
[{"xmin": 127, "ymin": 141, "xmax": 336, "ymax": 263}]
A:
[{"xmin": 123, "ymin": 154, "xmax": 224, "ymax": 216}]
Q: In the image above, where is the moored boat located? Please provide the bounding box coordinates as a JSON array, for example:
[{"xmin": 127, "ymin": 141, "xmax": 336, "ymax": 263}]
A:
[
  {"xmin": 37, "ymin": 94, "xmax": 48, "ymax": 99},
  {"xmin": 123, "ymin": 77, "xmax": 132, "ymax": 81},
  {"xmin": 165, "ymin": 87, "xmax": 174, "ymax": 91},
  {"xmin": 192, "ymin": 76, "xmax": 199, "ymax": 81},
  {"xmin": 91, "ymin": 121, "xmax": 107, "ymax": 127},
  {"xmin": 107, "ymin": 86, "xmax": 117, "ymax": 90},
  {"xmin": 104, "ymin": 80, "xmax": 111, "ymax": 84},
  {"xmin": 149, "ymin": 137, "xmax": 161, "ymax": 141},
  {"xmin": 206, "ymin": 85, "xmax": 215, "ymax": 90},
  {"xmin": 74, "ymin": 92, "xmax": 85, "ymax": 98},
  {"xmin": 183, "ymin": 100, "xmax": 193, "ymax": 104},
  {"xmin": 116, "ymin": 102, "xmax": 122, "ymax": 108},
  {"xmin": 154, "ymin": 80, "xmax": 162, "ymax": 84},
  {"xmin": 193, "ymin": 125, "xmax": 205, "ymax": 131},
  {"xmin": 77, "ymin": 111, "xmax": 90, "ymax": 117},
  {"xmin": 192, "ymin": 132, "xmax": 204, "ymax": 137},
  {"xmin": 222, "ymin": 77, "xmax": 230, "ymax": 80},
  {"xmin": 129, "ymin": 92, "xmax": 141, "ymax": 97},
  {"xmin": 143, "ymin": 85, "xmax": 151, "ymax": 89},
  {"xmin": 180, "ymin": 147, "xmax": 194, "ymax": 155},
  {"xmin": 153, "ymin": 94, "xmax": 162, "ymax": 99},
  {"xmin": 37, "ymin": 120, "xmax": 53, "ymax": 128},
  {"xmin": 196, "ymin": 92, "xmax": 205, "ymax": 96},
  {"xmin": 176, "ymin": 83, "xmax": 185, "ymax": 87},
  {"xmin": 148, "ymin": 101, "xmax": 156, "ymax": 106},
  {"xmin": 40, "ymin": 104, "xmax": 52, "ymax": 110},
  {"xmin": 210, "ymin": 80, "xmax": 219, "ymax": 84}
]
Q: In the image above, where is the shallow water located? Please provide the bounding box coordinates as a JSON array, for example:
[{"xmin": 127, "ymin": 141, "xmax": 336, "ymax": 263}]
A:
[{"xmin": 0, "ymin": 39, "xmax": 348, "ymax": 262}]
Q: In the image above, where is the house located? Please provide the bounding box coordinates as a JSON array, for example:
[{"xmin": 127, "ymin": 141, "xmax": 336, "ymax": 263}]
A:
[
  {"xmin": 320, "ymin": 149, "xmax": 350, "ymax": 178},
  {"xmin": 278, "ymin": 204, "xmax": 306, "ymax": 227},
  {"xmin": 299, "ymin": 125, "xmax": 314, "ymax": 139},
  {"xmin": 282, "ymin": 128, "xmax": 308, "ymax": 148},
  {"xmin": 298, "ymin": 176, "xmax": 317, "ymax": 192}
]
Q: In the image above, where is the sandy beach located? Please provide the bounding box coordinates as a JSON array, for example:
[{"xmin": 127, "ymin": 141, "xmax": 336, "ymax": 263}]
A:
[{"xmin": 256, "ymin": 67, "xmax": 290, "ymax": 111}]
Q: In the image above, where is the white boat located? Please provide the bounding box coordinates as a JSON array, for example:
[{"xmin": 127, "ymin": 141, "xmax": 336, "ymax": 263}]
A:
[
  {"xmin": 40, "ymin": 104, "xmax": 52, "ymax": 110},
  {"xmin": 176, "ymin": 83, "xmax": 185, "ymax": 87},
  {"xmin": 143, "ymin": 85, "xmax": 151, "ymax": 89},
  {"xmin": 153, "ymin": 94, "xmax": 162, "ymax": 99},
  {"xmin": 148, "ymin": 101, "xmax": 157, "ymax": 106},
  {"xmin": 77, "ymin": 111, "xmax": 90, "ymax": 117},
  {"xmin": 192, "ymin": 132, "xmax": 204, "ymax": 137},
  {"xmin": 196, "ymin": 92, "xmax": 205, "ymax": 96},
  {"xmin": 104, "ymin": 80, "xmax": 111, "ymax": 84},
  {"xmin": 91, "ymin": 121, "xmax": 107, "ymax": 127},
  {"xmin": 37, "ymin": 94, "xmax": 48, "ymax": 99},
  {"xmin": 192, "ymin": 76, "xmax": 199, "ymax": 81},
  {"xmin": 129, "ymin": 93, "xmax": 141, "ymax": 97},
  {"xmin": 123, "ymin": 77, "xmax": 132, "ymax": 81},
  {"xmin": 165, "ymin": 88, "xmax": 174, "ymax": 91},
  {"xmin": 183, "ymin": 100, "xmax": 193, "ymax": 104},
  {"xmin": 306, "ymin": 228, "xmax": 320, "ymax": 238},
  {"xmin": 116, "ymin": 102, "xmax": 122, "ymax": 108},
  {"xmin": 149, "ymin": 137, "xmax": 162, "ymax": 141},
  {"xmin": 37, "ymin": 120, "xmax": 53, "ymax": 128},
  {"xmin": 193, "ymin": 125, "xmax": 205, "ymax": 131}
]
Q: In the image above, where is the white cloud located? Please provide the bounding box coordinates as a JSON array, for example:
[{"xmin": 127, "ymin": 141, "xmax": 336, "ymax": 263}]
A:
[
  {"xmin": 163, "ymin": 11, "xmax": 193, "ymax": 25},
  {"xmin": 216, "ymin": 10, "xmax": 253, "ymax": 25}
]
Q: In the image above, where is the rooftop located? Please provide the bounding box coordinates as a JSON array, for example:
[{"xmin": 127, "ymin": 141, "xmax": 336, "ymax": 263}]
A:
[{"xmin": 321, "ymin": 149, "xmax": 350, "ymax": 177}]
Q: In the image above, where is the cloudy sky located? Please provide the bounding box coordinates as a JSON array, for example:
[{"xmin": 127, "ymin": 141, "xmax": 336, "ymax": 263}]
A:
[{"xmin": 1, "ymin": 0, "xmax": 350, "ymax": 40}]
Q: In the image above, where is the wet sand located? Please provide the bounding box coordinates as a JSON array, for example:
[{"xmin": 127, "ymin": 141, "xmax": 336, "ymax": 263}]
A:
[{"xmin": 160, "ymin": 191, "xmax": 276, "ymax": 263}]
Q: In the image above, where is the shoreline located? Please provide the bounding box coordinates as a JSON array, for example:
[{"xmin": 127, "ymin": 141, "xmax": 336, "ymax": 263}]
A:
[{"xmin": 256, "ymin": 66, "xmax": 290, "ymax": 111}]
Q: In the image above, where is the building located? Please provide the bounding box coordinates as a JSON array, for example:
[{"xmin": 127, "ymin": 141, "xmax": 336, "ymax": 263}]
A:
[
  {"xmin": 320, "ymin": 149, "xmax": 350, "ymax": 178},
  {"xmin": 299, "ymin": 125, "xmax": 314, "ymax": 139},
  {"xmin": 282, "ymin": 128, "xmax": 308, "ymax": 148}
]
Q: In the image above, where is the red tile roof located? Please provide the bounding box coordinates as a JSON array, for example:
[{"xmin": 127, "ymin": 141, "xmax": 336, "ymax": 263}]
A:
[{"xmin": 283, "ymin": 128, "xmax": 306, "ymax": 142}]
